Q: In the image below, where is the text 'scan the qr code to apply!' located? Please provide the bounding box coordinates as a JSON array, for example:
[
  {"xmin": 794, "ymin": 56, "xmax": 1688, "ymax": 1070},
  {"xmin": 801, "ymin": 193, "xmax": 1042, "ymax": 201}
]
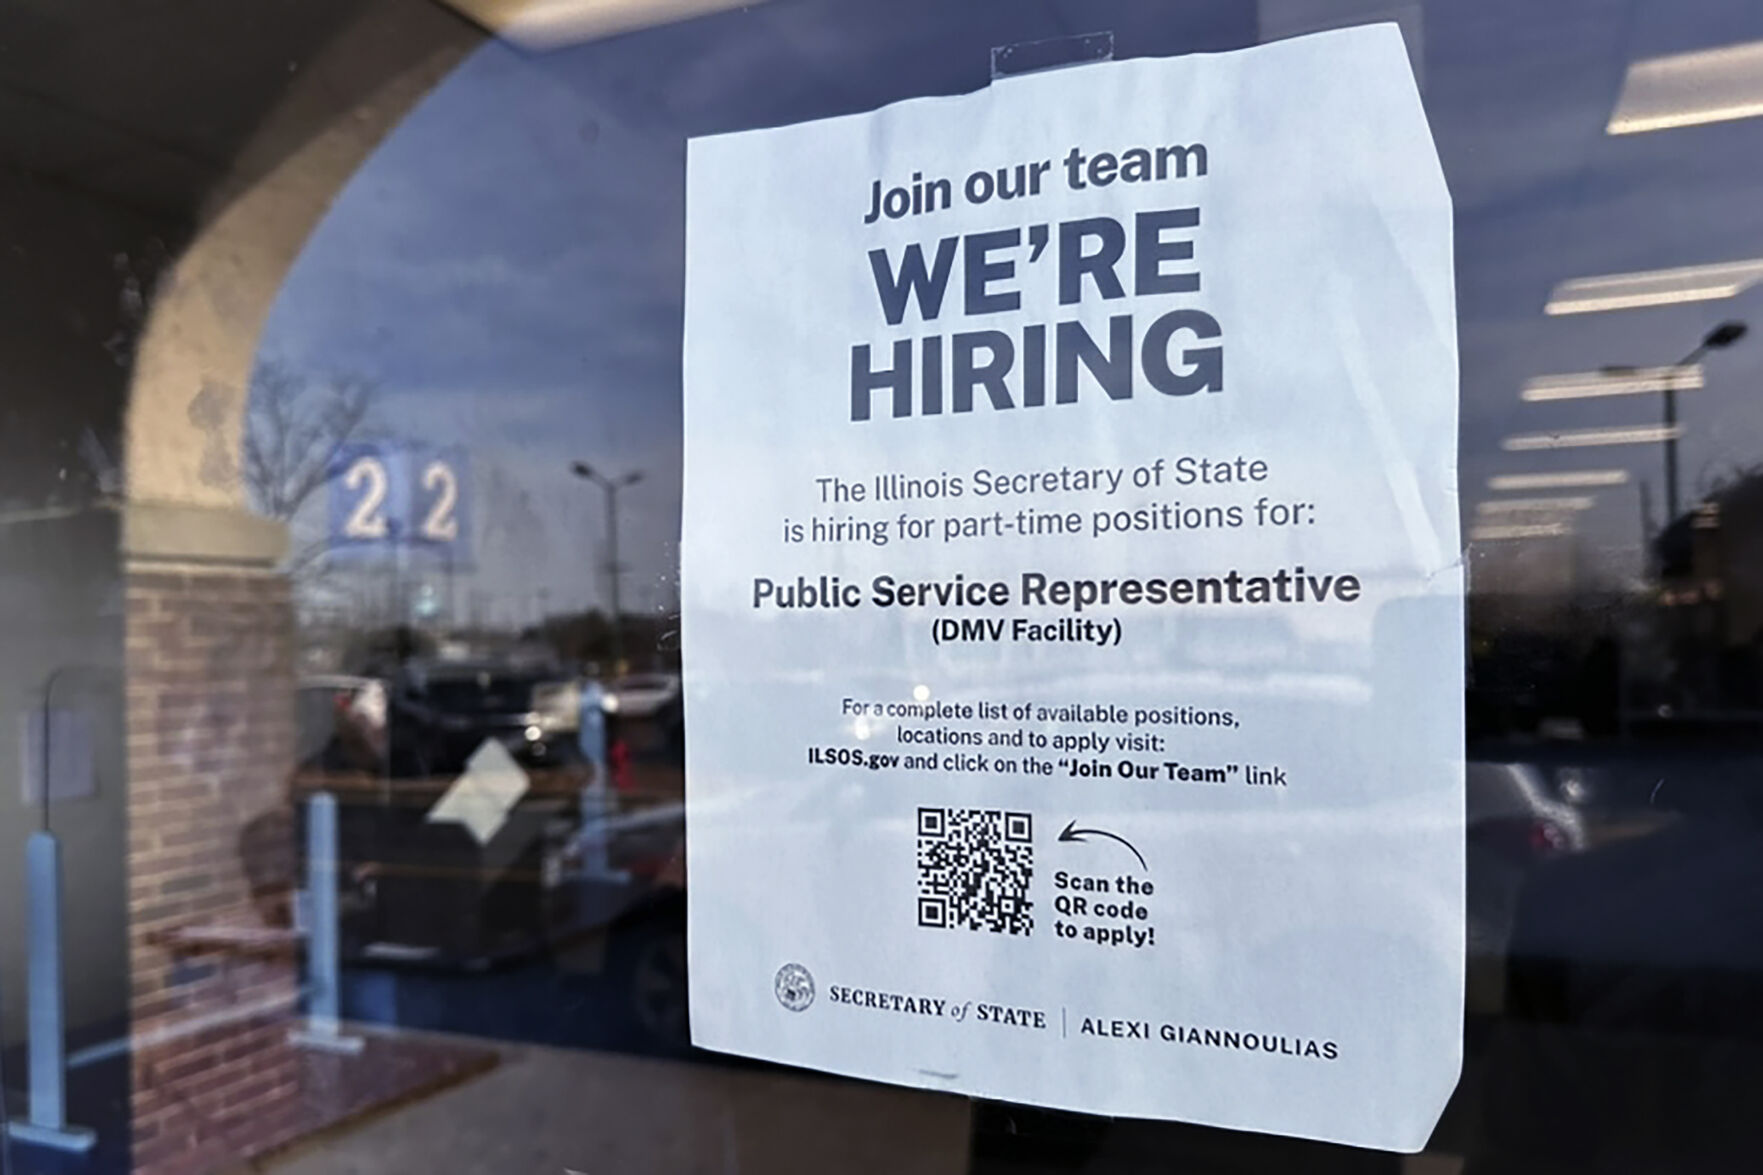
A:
[{"xmin": 680, "ymin": 25, "xmax": 1463, "ymax": 1151}]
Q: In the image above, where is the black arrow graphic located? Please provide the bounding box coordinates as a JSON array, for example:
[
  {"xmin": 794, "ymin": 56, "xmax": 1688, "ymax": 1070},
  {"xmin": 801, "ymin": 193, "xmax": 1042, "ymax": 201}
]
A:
[{"xmin": 1057, "ymin": 820, "xmax": 1147, "ymax": 871}]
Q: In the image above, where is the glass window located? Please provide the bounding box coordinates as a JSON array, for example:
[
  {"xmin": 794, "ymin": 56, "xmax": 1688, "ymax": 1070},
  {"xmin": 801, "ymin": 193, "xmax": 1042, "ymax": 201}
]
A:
[{"xmin": 4, "ymin": 1, "xmax": 1763, "ymax": 1171}]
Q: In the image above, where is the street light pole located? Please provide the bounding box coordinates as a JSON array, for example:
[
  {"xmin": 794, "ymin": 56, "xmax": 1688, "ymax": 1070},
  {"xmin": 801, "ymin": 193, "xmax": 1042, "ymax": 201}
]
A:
[
  {"xmin": 1663, "ymin": 363, "xmax": 1681, "ymax": 524},
  {"xmin": 1667, "ymin": 321, "xmax": 1747, "ymax": 522},
  {"xmin": 570, "ymin": 461, "xmax": 644, "ymax": 672},
  {"xmin": 1604, "ymin": 320, "xmax": 1747, "ymax": 529},
  {"xmin": 602, "ymin": 482, "xmax": 621, "ymax": 646}
]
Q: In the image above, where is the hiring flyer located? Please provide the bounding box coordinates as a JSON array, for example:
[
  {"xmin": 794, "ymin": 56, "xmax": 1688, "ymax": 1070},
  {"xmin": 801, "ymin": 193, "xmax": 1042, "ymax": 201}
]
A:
[{"xmin": 681, "ymin": 24, "xmax": 1461, "ymax": 1151}]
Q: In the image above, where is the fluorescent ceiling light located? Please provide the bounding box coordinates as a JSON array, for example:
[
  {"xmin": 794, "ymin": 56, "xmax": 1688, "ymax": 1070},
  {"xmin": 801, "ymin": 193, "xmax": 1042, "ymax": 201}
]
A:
[
  {"xmin": 1522, "ymin": 365, "xmax": 1704, "ymax": 400},
  {"xmin": 1488, "ymin": 470, "xmax": 1630, "ymax": 491},
  {"xmin": 440, "ymin": 0, "xmax": 760, "ymax": 49},
  {"xmin": 1545, "ymin": 259, "xmax": 1763, "ymax": 315},
  {"xmin": 1476, "ymin": 496, "xmax": 1596, "ymax": 513},
  {"xmin": 1470, "ymin": 522, "xmax": 1573, "ymax": 541},
  {"xmin": 1608, "ymin": 38, "xmax": 1763, "ymax": 134},
  {"xmin": 1503, "ymin": 425, "xmax": 1682, "ymax": 451}
]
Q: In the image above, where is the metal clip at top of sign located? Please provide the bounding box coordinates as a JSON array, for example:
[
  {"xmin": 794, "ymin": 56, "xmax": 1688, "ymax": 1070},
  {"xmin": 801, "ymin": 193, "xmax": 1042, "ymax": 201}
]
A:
[{"xmin": 990, "ymin": 31, "xmax": 1113, "ymax": 83}]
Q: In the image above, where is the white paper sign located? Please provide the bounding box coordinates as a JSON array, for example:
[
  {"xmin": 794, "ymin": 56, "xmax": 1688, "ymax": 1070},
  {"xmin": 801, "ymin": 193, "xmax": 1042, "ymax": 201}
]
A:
[{"xmin": 682, "ymin": 25, "xmax": 1461, "ymax": 1151}]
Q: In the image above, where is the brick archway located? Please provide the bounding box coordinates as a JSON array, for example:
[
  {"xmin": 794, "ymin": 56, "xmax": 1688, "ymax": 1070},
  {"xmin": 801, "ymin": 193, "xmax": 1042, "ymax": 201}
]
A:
[{"xmin": 116, "ymin": 7, "xmax": 478, "ymax": 1170}]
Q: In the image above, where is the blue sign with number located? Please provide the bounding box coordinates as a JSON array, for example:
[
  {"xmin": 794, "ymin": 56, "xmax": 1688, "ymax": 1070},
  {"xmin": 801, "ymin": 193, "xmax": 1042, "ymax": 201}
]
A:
[{"xmin": 327, "ymin": 442, "xmax": 471, "ymax": 562}]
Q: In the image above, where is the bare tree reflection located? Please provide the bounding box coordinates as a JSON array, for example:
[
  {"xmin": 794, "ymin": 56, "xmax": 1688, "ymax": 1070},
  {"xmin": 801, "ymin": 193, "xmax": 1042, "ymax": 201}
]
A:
[{"xmin": 242, "ymin": 358, "xmax": 378, "ymax": 578}]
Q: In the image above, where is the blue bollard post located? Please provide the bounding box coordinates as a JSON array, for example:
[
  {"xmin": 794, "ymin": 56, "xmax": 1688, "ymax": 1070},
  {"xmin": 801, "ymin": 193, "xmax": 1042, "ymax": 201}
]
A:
[
  {"xmin": 5, "ymin": 831, "xmax": 96, "ymax": 1152},
  {"xmin": 577, "ymin": 680, "xmax": 606, "ymax": 772},
  {"xmin": 289, "ymin": 792, "xmax": 362, "ymax": 1054},
  {"xmin": 575, "ymin": 682, "xmax": 626, "ymax": 882}
]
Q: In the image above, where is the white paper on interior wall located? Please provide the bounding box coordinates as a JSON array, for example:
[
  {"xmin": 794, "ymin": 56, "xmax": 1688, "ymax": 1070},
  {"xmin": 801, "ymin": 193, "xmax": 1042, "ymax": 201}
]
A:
[{"xmin": 680, "ymin": 24, "xmax": 1461, "ymax": 1151}]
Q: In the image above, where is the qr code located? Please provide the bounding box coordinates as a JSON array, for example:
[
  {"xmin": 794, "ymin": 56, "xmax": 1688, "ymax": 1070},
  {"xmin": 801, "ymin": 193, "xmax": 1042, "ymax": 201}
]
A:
[{"xmin": 916, "ymin": 808, "xmax": 1033, "ymax": 935}]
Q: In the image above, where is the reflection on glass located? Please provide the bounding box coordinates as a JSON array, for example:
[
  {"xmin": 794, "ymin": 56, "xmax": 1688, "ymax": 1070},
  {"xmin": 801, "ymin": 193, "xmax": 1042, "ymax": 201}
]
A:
[
  {"xmin": 1476, "ymin": 497, "xmax": 1597, "ymax": 514},
  {"xmin": 1545, "ymin": 259, "xmax": 1763, "ymax": 315},
  {"xmin": 1469, "ymin": 521, "xmax": 1573, "ymax": 542},
  {"xmin": 1486, "ymin": 470, "xmax": 1631, "ymax": 491},
  {"xmin": 1522, "ymin": 366, "xmax": 1705, "ymax": 401},
  {"xmin": 11, "ymin": 0, "xmax": 1763, "ymax": 1170},
  {"xmin": 1503, "ymin": 424, "xmax": 1685, "ymax": 450},
  {"xmin": 1607, "ymin": 37, "xmax": 1763, "ymax": 135}
]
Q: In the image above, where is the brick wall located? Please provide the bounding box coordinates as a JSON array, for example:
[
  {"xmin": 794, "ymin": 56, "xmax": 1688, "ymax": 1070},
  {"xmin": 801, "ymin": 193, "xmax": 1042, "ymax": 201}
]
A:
[{"xmin": 125, "ymin": 567, "xmax": 302, "ymax": 1174}]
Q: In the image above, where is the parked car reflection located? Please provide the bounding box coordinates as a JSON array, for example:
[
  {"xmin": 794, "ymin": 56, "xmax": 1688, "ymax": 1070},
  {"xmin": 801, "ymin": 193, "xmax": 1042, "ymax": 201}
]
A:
[
  {"xmin": 1467, "ymin": 739, "xmax": 1763, "ymax": 1171},
  {"xmin": 276, "ymin": 655, "xmax": 690, "ymax": 1050},
  {"xmin": 603, "ymin": 671, "xmax": 680, "ymax": 719}
]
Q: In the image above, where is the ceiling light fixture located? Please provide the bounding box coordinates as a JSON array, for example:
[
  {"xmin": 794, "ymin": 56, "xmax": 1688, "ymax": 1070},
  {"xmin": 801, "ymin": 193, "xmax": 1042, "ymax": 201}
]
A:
[
  {"xmin": 1487, "ymin": 470, "xmax": 1630, "ymax": 491},
  {"xmin": 1544, "ymin": 259, "xmax": 1763, "ymax": 315},
  {"xmin": 1608, "ymin": 38, "xmax": 1763, "ymax": 134},
  {"xmin": 1469, "ymin": 522, "xmax": 1573, "ymax": 542},
  {"xmin": 1522, "ymin": 366, "xmax": 1704, "ymax": 400},
  {"xmin": 1476, "ymin": 497, "xmax": 1596, "ymax": 513},
  {"xmin": 1503, "ymin": 425, "xmax": 1682, "ymax": 451},
  {"xmin": 439, "ymin": 0, "xmax": 760, "ymax": 49}
]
